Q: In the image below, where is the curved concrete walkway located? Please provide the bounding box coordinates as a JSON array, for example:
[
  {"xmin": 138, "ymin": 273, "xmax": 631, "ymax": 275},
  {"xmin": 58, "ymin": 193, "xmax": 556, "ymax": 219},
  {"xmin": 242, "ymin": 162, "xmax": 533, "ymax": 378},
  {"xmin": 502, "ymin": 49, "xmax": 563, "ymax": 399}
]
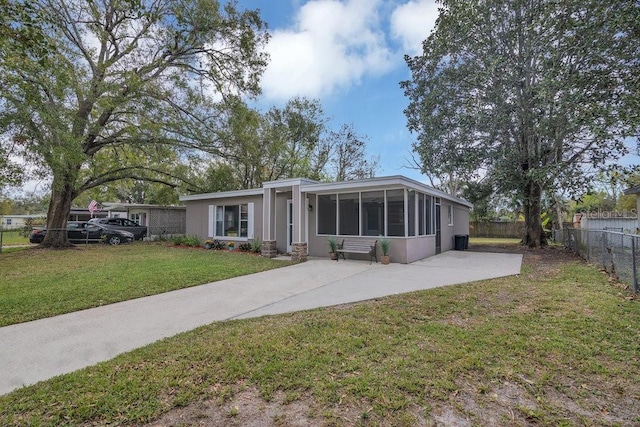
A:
[{"xmin": 0, "ymin": 251, "xmax": 521, "ymax": 396}]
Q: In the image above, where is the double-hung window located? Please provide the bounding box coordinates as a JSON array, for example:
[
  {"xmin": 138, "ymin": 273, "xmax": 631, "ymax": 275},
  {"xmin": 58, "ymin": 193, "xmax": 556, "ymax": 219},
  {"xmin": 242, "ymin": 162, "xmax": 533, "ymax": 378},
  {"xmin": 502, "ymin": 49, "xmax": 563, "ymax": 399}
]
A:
[{"xmin": 212, "ymin": 204, "xmax": 250, "ymax": 238}]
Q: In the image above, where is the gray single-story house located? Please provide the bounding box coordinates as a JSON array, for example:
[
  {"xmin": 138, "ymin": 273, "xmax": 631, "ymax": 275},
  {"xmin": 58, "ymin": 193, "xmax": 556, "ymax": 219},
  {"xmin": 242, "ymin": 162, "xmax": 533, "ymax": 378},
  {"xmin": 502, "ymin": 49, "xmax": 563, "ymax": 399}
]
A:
[{"xmin": 179, "ymin": 175, "xmax": 472, "ymax": 263}]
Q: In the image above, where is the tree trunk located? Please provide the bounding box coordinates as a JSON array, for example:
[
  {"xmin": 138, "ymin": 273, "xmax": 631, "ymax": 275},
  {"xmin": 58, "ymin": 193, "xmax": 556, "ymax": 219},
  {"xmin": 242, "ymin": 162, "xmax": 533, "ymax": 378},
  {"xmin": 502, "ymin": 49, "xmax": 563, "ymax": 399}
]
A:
[
  {"xmin": 42, "ymin": 175, "xmax": 76, "ymax": 248},
  {"xmin": 522, "ymin": 181, "xmax": 546, "ymax": 248},
  {"xmin": 554, "ymin": 193, "xmax": 564, "ymax": 231}
]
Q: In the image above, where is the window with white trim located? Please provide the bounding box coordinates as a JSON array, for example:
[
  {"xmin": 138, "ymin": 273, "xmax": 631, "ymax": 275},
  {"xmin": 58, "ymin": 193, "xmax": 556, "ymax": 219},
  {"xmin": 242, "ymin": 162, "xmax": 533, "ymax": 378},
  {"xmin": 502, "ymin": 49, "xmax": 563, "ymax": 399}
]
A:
[
  {"xmin": 447, "ymin": 205, "xmax": 454, "ymax": 226},
  {"xmin": 213, "ymin": 204, "xmax": 250, "ymax": 237}
]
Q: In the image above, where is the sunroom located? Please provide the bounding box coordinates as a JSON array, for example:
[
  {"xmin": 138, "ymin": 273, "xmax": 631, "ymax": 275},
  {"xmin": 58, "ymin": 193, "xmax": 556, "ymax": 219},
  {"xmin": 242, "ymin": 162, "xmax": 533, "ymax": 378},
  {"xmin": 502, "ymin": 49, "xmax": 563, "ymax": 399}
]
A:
[{"xmin": 303, "ymin": 176, "xmax": 472, "ymax": 263}]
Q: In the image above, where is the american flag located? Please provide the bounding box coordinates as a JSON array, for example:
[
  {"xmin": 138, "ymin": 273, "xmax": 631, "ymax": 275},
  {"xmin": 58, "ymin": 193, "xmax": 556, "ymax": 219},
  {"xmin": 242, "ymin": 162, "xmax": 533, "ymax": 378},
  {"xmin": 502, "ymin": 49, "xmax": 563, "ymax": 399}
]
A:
[{"xmin": 88, "ymin": 200, "xmax": 99, "ymax": 217}]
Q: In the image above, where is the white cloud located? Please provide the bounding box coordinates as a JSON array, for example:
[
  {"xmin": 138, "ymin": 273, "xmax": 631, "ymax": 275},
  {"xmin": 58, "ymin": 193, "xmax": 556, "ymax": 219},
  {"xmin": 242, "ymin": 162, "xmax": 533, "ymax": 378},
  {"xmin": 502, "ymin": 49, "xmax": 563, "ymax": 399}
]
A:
[
  {"xmin": 260, "ymin": 0, "xmax": 394, "ymax": 101},
  {"xmin": 390, "ymin": 0, "xmax": 440, "ymax": 56}
]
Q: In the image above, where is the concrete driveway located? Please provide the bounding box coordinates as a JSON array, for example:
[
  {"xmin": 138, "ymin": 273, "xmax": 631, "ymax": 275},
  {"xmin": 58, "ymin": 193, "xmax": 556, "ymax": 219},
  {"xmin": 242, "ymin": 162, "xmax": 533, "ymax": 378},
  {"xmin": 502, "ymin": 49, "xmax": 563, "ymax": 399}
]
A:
[{"xmin": 0, "ymin": 250, "xmax": 522, "ymax": 396}]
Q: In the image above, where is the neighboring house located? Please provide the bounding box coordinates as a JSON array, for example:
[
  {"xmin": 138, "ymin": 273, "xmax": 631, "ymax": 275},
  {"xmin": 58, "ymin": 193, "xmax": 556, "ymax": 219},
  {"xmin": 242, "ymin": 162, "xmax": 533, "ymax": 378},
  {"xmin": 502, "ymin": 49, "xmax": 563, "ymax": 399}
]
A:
[
  {"xmin": 179, "ymin": 175, "xmax": 472, "ymax": 263},
  {"xmin": 0, "ymin": 214, "xmax": 46, "ymax": 230},
  {"xmin": 101, "ymin": 203, "xmax": 186, "ymax": 238},
  {"xmin": 570, "ymin": 184, "xmax": 640, "ymax": 234},
  {"xmin": 69, "ymin": 208, "xmax": 108, "ymax": 221},
  {"xmin": 578, "ymin": 216, "xmax": 638, "ymax": 234}
]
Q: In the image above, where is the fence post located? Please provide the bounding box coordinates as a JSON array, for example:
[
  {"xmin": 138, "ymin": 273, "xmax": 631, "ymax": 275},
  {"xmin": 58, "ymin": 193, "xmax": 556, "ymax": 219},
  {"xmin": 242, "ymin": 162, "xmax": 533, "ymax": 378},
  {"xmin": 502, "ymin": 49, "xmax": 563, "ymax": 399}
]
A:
[
  {"xmin": 601, "ymin": 232, "xmax": 607, "ymax": 271},
  {"xmin": 632, "ymin": 237, "xmax": 638, "ymax": 294},
  {"xmin": 0, "ymin": 228, "xmax": 3, "ymax": 254},
  {"xmin": 586, "ymin": 230, "xmax": 590, "ymax": 261}
]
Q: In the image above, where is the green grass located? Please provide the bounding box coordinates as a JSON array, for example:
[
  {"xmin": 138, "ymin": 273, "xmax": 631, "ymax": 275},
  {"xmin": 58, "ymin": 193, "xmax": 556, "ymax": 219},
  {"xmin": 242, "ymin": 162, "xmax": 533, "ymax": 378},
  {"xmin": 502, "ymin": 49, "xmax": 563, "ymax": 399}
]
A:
[
  {"xmin": 0, "ymin": 229, "xmax": 30, "ymax": 246},
  {"xmin": 1, "ymin": 253, "xmax": 638, "ymax": 426},
  {"xmin": 0, "ymin": 246, "xmax": 31, "ymax": 254},
  {"xmin": 0, "ymin": 243, "xmax": 292, "ymax": 327},
  {"xmin": 469, "ymin": 236, "xmax": 522, "ymax": 245}
]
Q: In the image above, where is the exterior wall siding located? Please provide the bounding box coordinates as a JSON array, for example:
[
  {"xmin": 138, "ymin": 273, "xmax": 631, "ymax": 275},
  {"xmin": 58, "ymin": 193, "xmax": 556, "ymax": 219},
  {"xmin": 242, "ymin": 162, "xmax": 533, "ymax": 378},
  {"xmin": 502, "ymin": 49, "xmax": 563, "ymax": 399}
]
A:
[
  {"xmin": 440, "ymin": 201, "xmax": 455, "ymax": 251},
  {"xmin": 453, "ymin": 205, "xmax": 470, "ymax": 236},
  {"xmin": 185, "ymin": 196, "xmax": 263, "ymax": 242}
]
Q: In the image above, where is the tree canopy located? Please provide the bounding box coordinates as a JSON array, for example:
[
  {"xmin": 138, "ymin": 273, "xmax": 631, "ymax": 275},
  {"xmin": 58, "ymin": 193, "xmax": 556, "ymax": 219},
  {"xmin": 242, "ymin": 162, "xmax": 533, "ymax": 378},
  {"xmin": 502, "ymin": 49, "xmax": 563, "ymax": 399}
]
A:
[
  {"xmin": 0, "ymin": 0, "xmax": 269, "ymax": 246},
  {"xmin": 193, "ymin": 97, "xmax": 379, "ymax": 191},
  {"xmin": 402, "ymin": 0, "xmax": 639, "ymax": 247}
]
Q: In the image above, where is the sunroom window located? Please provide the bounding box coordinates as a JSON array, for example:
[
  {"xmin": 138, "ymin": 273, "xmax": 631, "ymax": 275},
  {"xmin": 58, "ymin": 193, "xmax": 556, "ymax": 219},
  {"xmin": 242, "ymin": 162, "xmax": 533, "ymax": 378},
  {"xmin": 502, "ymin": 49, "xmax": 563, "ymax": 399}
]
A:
[
  {"xmin": 386, "ymin": 189, "xmax": 405, "ymax": 237},
  {"xmin": 317, "ymin": 194, "xmax": 337, "ymax": 235},
  {"xmin": 338, "ymin": 193, "xmax": 359, "ymax": 235},
  {"xmin": 361, "ymin": 191, "xmax": 384, "ymax": 236}
]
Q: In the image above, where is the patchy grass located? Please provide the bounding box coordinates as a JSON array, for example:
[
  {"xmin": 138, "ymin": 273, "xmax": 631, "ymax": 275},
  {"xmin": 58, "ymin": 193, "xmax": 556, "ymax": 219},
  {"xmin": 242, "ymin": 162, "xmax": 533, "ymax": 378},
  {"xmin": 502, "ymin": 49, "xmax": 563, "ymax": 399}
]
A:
[
  {"xmin": 0, "ymin": 247, "xmax": 638, "ymax": 426},
  {"xmin": 0, "ymin": 246, "xmax": 31, "ymax": 254},
  {"xmin": 0, "ymin": 229, "xmax": 30, "ymax": 246},
  {"xmin": 0, "ymin": 243, "xmax": 292, "ymax": 327}
]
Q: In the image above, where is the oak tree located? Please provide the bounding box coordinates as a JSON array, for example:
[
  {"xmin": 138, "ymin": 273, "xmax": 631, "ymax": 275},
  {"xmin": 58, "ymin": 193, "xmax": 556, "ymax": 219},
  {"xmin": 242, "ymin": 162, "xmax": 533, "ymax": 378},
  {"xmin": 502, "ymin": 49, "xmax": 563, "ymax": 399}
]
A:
[
  {"xmin": 403, "ymin": 0, "xmax": 639, "ymax": 247},
  {"xmin": 0, "ymin": 0, "xmax": 268, "ymax": 246}
]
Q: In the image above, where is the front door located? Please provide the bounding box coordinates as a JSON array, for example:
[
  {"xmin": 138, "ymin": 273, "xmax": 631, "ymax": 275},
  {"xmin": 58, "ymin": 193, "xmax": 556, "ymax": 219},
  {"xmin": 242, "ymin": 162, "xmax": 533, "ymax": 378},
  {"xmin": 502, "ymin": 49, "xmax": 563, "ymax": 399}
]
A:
[
  {"xmin": 286, "ymin": 199, "xmax": 293, "ymax": 253},
  {"xmin": 435, "ymin": 203, "xmax": 442, "ymax": 254}
]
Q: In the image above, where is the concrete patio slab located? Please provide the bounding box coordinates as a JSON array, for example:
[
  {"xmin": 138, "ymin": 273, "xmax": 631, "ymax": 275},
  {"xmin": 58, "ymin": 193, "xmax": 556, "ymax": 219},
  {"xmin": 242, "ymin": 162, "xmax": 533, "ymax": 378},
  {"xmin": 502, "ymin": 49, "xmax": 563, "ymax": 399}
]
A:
[{"xmin": 0, "ymin": 251, "xmax": 522, "ymax": 396}]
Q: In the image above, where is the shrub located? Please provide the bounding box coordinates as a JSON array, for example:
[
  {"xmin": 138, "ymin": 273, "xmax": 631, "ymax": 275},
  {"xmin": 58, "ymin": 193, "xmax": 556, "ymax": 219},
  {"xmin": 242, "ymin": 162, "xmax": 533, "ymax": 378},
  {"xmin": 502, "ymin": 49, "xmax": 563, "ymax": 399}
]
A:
[
  {"xmin": 238, "ymin": 242, "xmax": 252, "ymax": 252},
  {"xmin": 380, "ymin": 237, "xmax": 390, "ymax": 256},
  {"xmin": 172, "ymin": 235, "xmax": 201, "ymax": 247},
  {"xmin": 327, "ymin": 236, "xmax": 338, "ymax": 253},
  {"xmin": 212, "ymin": 239, "xmax": 226, "ymax": 250},
  {"xmin": 250, "ymin": 237, "xmax": 262, "ymax": 253}
]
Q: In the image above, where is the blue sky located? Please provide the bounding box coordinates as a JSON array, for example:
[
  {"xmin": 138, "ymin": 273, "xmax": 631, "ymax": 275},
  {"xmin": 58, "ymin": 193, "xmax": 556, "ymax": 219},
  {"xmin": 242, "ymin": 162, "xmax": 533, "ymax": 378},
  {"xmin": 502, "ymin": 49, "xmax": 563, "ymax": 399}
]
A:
[
  {"xmin": 237, "ymin": 0, "xmax": 638, "ymax": 186},
  {"xmin": 238, "ymin": 0, "xmax": 441, "ymax": 183}
]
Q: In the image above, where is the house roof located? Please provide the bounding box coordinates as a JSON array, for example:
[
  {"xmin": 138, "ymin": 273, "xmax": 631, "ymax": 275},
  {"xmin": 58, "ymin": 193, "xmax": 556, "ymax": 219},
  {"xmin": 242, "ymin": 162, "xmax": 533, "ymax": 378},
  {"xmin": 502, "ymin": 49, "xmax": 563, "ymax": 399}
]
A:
[
  {"xmin": 624, "ymin": 185, "xmax": 640, "ymax": 195},
  {"xmin": 302, "ymin": 175, "xmax": 473, "ymax": 208},
  {"xmin": 101, "ymin": 203, "xmax": 185, "ymax": 211},
  {"xmin": 263, "ymin": 178, "xmax": 319, "ymax": 189},
  {"xmin": 179, "ymin": 188, "xmax": 263, "ymax": 202},
  {"xmin": 179, "ymin": 175, "xmax": 473, "ymax": 208}
]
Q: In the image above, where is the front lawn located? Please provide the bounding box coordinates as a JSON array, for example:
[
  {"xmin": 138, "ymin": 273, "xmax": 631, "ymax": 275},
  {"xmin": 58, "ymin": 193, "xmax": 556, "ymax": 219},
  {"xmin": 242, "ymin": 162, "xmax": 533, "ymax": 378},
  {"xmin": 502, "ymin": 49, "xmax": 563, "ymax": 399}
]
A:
[
  {"xmin": 1, "ymin": 246, "xmax": 638, "ymax": 426},
  {"xmin": 0, "ymin": 243, "xmax": 292, "ymax": 327}
]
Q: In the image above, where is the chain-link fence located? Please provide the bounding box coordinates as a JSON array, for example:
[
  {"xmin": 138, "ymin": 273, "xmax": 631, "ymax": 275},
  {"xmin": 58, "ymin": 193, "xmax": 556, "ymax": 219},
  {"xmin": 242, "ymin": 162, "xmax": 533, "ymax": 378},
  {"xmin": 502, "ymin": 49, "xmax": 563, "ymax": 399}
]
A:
[{"xmin": 554, "ymin": 228, "xmax": 639, "ymax": 293}]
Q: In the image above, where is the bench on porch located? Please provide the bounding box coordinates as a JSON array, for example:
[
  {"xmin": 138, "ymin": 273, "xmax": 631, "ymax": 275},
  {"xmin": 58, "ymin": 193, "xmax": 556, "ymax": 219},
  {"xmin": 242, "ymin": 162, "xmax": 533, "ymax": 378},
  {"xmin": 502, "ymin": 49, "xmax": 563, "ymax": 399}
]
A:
[{"xmin": 336, "ymin": 239, "xmax": 378, "ymax": 264}]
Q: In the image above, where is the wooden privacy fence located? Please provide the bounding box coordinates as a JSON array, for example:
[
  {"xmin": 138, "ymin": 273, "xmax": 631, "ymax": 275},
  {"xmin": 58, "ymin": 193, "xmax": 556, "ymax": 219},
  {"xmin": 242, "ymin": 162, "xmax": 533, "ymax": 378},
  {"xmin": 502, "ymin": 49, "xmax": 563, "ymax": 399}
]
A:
[{"xmin": 470, "ymin": 221, "xmax": 525, "ymax": 238}]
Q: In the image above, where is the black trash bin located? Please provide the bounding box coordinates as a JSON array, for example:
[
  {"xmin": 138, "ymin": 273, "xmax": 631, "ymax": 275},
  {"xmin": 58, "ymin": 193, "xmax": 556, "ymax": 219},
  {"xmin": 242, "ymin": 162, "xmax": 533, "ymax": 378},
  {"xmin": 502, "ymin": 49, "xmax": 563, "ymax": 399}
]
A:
[
  {"xmin": 464, "ymin": 234, "xmax": 469, "ymax": 249},
  {"xmin": 454, "ymin": 234, "xmax": 466, "ymax": 251}
]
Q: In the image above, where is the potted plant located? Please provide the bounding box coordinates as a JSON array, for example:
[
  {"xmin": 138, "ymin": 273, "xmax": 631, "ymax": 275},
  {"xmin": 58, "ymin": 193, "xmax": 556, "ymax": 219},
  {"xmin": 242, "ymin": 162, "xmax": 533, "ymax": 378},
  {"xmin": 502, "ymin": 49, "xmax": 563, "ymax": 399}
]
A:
[
  {"xmin": 380, "ymin": 238, "xmax": 390, "ymax": 265},
  {"xmin": 204, "ymin": 239, "xmax": 214, "ymax": 250},
  {"xmin": 227, "ymin": 241, "xmax": 235, "ymax": 251},
  {"xmin": 327, "ymin": 236, "xmax": 338, "ymax": 260}
]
